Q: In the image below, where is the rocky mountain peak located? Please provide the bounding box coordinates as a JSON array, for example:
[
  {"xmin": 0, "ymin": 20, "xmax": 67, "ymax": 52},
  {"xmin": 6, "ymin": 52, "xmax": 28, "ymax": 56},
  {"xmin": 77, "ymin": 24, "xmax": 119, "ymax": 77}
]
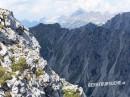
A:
[
  {"xmin": 0, "ymin": 8, "xmax": 16, "ymax": 29},
  {"xmin": 104, "ymin": 12, "xmax": 130, "ymax": 32},
  {"xmin": 0, "ymin": 8, "xmax": 86, "ymax": 97},
  {"xmin": 0, "ymin": 8, "xmax": 11, "ymax": 15}
]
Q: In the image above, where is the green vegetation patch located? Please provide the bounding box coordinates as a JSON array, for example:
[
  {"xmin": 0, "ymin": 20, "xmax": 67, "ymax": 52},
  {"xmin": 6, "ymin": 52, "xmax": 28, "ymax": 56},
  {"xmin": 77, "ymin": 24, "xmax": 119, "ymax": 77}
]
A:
[
  {"xmin": 0, "ymin": 24, "xmax": 4, "ymax": 29},
  {"xmin": 63, "ymin": 89, "xmax": 80, "ymax": 97},
  {"xmin": 11, "ymin": 57, "xmax": 28, "ymax": 72},
  {"xmin": 36, "ymin": 68, "xmax": 44, "ymax": 77},
  {"xmin": 0, "ymin": 66, "xmax": 12, "ymax": 85},
  {"xmin": 0, "ymin": 66, "xmax": 5, "ymax": 77}
]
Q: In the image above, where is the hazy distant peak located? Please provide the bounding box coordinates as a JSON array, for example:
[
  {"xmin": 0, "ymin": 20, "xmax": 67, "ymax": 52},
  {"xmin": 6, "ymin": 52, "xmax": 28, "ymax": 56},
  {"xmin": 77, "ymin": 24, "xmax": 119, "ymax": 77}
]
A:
[{"xmin": 71, "ymin": 8, "xmax": 87, "ymax": 16}]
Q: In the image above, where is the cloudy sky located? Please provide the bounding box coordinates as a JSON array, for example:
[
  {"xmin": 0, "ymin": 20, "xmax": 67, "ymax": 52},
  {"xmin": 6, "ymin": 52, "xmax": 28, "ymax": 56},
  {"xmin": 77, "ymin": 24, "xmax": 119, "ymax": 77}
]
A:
[{"xmin": 0, "ymin": 0, "xmax": 130, "ymax": 21}]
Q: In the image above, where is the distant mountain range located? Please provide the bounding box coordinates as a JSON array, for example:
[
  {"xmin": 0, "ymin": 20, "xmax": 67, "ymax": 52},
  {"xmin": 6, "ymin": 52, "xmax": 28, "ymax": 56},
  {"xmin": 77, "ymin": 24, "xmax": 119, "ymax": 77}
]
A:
[
  {"xmin": 51, "ymin": 9, "xmax": 114, "ymax": 29},
  {"xmin": 30, "ymin": 12, "xmax": 130, "ymax": 97},
  {"xmin": 22, "ymin": 9, "xmax": 114, "ymax": 29}
]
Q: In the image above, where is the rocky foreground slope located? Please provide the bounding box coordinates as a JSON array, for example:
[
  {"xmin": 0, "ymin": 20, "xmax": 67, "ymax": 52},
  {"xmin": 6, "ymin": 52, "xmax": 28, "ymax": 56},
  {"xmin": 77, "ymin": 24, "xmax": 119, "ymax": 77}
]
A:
[
  {"xmin": 30, "ymin": 12, "xmax": 130, "ymax": 97},
  {"xmin": 0, "ymin": 8, "xmax": 86, "ymax": 97}
]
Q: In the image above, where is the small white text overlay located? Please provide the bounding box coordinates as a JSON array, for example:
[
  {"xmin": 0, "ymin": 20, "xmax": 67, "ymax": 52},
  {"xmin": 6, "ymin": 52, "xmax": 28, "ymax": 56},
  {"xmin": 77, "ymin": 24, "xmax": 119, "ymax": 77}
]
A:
[{"xmin": 88, "ymin": 81, "xmax": 125, "ymax": 87}]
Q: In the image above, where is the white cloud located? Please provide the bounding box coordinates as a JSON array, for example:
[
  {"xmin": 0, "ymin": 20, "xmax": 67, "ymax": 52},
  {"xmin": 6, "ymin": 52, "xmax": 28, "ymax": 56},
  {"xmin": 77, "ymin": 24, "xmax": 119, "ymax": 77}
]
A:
[
  {"xmin": 0, "ymin": 0, "xmax": 130, "ymax": 21},
  {"xmin": 83, "ymin": 0, "xmax": 130, "ymax": 13}
]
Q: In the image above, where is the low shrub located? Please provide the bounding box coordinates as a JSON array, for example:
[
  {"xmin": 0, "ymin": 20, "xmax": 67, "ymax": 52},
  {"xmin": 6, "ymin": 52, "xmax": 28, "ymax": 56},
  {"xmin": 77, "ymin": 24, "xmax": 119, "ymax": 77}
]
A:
[
  {"xmin": 63, "ymin": 89, "xmax": 80, "ymax": 97},
  {"xmin": 0, "ymin": 72, "xmax": 12, "ymax": 85},
  {"xmin": 36, "ymin": 68, "xmax": 44, "ymax": 77},
  {"xmin": 0, "ymin": 24, "xmax": 4, "ymax": 29},
  {"xmin": 11, "ymin": 57, "xmax": 28, "ymax": 72},
  {"xmin": 0, "ymin": 66, "xmax": 5, "ymax": 77},
  {"xmin": 0, "ymin": 67, "xmax": 12, "ymax": 85}
]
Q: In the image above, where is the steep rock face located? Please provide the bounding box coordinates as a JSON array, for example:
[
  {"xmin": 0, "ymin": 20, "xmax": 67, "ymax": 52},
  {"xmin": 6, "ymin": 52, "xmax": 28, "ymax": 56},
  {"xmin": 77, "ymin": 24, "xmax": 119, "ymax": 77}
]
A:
[
  {"xmin": 104, "ymin": 12, "xmax": 130, "ymax": 32},
  {"xmin": 30, "ymin": 23, "xmax": 69, "ymax": 61},
  {"xmin": 0, "ymin": 8, "xmax": 85, "ymax": 97},
  {"xmin": 30, "ymin": 12, "xmax": 130, "ymax": 97}
]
